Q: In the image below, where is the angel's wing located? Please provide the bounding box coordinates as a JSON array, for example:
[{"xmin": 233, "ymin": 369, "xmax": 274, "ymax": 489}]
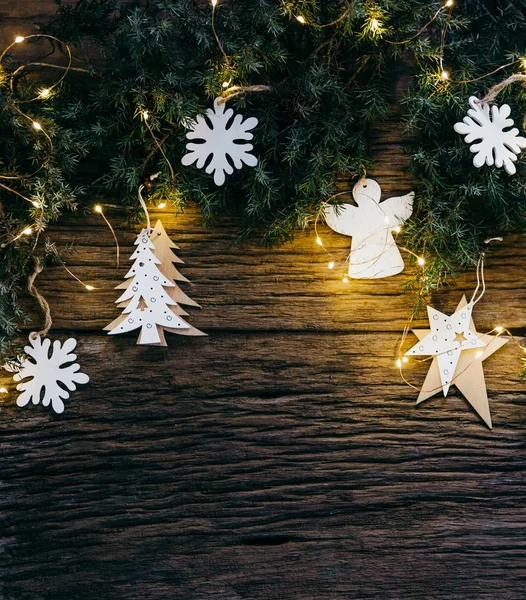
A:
[
  {"xmin": 324, "ymin": 204, "xmax": 360, "ymax": 237},
  {"xmin": 380, "ymin": 192, "xmax": 414, "ymax": 227}
]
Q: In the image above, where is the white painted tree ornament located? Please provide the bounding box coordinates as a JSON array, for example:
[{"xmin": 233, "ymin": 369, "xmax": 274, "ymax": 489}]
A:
[
  {"xmin": 7, "ymin": 333, "xmax": 89, "ymax": 414},
  {"xmin": 454, "ymin": 96, "xmax": 526, "ymax": 175},
  {"xmin": 181, "ymin": 97, "xmax": 258, "ymax": 186},
  {"xmin": 405, "ymin": 296, "xmax": 508, "ymax": 429},
  {"xmin": 105, "ymin": 220, "xmax": 205, "ymax": 345},
  {"xmin": 324, "ymin": 178, "xmax": 414, "ymax": 279}
]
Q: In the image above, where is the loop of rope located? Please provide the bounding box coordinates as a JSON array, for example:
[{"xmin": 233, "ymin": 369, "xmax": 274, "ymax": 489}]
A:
[
  {"xmin": 470, "ymin": 254, "xmax": 486, "ymax": 307},
  {"xmin": 27, "ymin": 258, "xmax": 52, "ymax": 338},
  {"xmin": 138, "ymin": 185, "xmax": 151, "ymax": 234},
  {"xmin": 479, "ymin": 74, "xmax": 526, "ymax": 105},
  {"xmin": 218, "ymin": 85, "xmax": 271, "ymax": 105}
]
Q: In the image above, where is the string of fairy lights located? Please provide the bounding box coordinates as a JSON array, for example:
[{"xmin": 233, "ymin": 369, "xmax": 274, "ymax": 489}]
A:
[
  {"xmin": 291, "ymin": 0, "xmax": 526, "ymax": 378},
  {"xmin": 2, "ymin": 2, "xmax": 526, "ymax": 385},
  {"xmin": 0, "ymin": 33, "xmax": 99, "ymax": 295}
]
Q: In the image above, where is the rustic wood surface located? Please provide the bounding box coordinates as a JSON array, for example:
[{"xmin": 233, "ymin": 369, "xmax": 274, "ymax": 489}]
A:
[{"xmin": 1, "ymin": 4, "xmax": 526, "ymax": 599}]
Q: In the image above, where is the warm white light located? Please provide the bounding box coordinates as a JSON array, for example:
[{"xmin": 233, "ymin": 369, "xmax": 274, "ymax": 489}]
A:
[
  {"xmin": 445, "ymin": 0, "xmax": 454, "ymax": 6},
  {"xmin": 222, "ymin": 81, "xmax": 229, "ymax": 88},
  {"xmin": 403, "ymin": 357, "xmax": 408, "ymax": 363},
  {"xmin": 342, "ymin": 276, "xmax": 349, "ymax": 283},
  {"xmin": 316, "ymin": 236, "xmax": 323, "ymax": 246},
  {"xmin": 85, "ymin": 285, "xmax": 95, "ymax": 291},
  {"xmin": 211, "ymin": 0, "xmax": 217, "ymax": 6},
  {"xmin": 495, "ymin": 326, "xmax": 503, "ymax": 333},
  {"xmin": 158, "ymin": 202, "xmax": 166, "ymax": 209},
  {"xmin": 396, "ymin": 359, "xmax": 402, "ymax": 368},
  {"xmin": 14, "ymin": 36, "xmax": 25, "ymax": 43},
  {"xmin": 370, "ymin": 18, "xmax": 380, "ymax": 31},
  {"xmin": 441, "ymin": 70, "xmax": 450, "ymax": 80},
  {"xmin": 32, "ymin": 121, "xmax": 42, "ymax": 131},
  {"xmin": 417, "ymin": 257, "xmax": 425, "ymax": 266},
  {"xmin": 142, "ymin": 111, "xmax": 149, "ymax": 120},
  {"xmin": 328, "ymin": 261, "xmax": 335, "ymax": 270},
  {"xmin": 0, "ymin": 387, "xmax": 7, "ymax": 394},
  {"xmin": 296, "ymin": 15, "xmax": 306, "ymax": 24},
  {"xmin": 32, "ymin": 201, "xmax": 40, "ymax": 208},
  {"xmin": 23, "ymin": 227, "xmax": 32, "ymax": 235},
  {"xmin": 394, "ymin": 226, "xmax": 401, "ymax": 233},
  {"xmin": 95, "ymin": 205, "xmax": 102, "ymax": 213},
  {"xmin": 39, "ymin": 88, "xmax": 50, "ymax": 98}
]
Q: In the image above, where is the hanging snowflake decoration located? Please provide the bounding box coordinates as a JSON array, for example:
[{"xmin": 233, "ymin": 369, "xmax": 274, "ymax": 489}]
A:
[
  {"xmin": 454, "ymin": 96, "xmax": 526, "ymax": 175},
  {"xmin": 7, "ymin": 334, "xmax": 89, "ymax": 414},
  {"xmin": 181, "ymin": 97, "xmax": 258, "ymax": 186}
]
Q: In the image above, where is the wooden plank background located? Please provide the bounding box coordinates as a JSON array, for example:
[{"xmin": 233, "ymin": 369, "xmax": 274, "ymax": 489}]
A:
[{"xmin": 1, "ymin": 4, "xmax": 526, "ymax": 599}]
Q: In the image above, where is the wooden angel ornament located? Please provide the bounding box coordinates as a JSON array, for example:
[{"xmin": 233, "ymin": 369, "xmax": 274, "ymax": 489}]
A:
[
  {"xmin": 324, "ymin": 178, "xmax": 414, "ymax": 279},
  {"xmin": 105, "ymin": 220, "xmax": 205, "ymax": 345}
]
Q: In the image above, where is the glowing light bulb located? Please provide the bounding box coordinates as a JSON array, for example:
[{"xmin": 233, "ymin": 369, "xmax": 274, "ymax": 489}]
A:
[
  {"xmin": 222, "ymin": 81, "xmax": 229, "ymax": 88},
  {"xmin": 0, "ymin": 387, "xmax": 7, "ymax": 394},
  {"xmin": 403, "ymin": 357, "xmax": 408, "ymax": 363},
  {"xmin": 328, "ymin": 261, "xmax": 335, "ymax": 270},
  {"xmin": 495, "ymin": 326, "xmax": 503, "ymax": 333},
  {"xmin": 394, "ymin": 226, "xmax": 401, "ymax": 233},
  {"xmin": 296, "ymin": 15, "xmax": 306, "ymax": 24},
  {"xmin": 158, "ymin": 202, "xmax": 166, "ymax": 209},
  {"xmin": 316, "ymin": 236, "xmax": 323, "ymax": 246},
  {"xmin": 445, "ymin": 0, "xmax": 454, "ymax": 6},
  {"xmin": 94, "ymin": 205, "xmax": 102, "ymax": 213},
  {"xmin": 211, "ymin": 0, "xmax": 217, "ymax": 6},
  {"xmin": 32, "ymin": 201, "xmax": 40, "ymax": 208},
  {"xmin": 23, "ymin": 227, "xmax": 32, "ymax": 235},
  {"xmin": 441, "ymin": 70, "xmax": 450, "ymax": 80},
  {"xmin": 342, "ymin": 276, "xmax": 349, "ymax": 283},
  {"xmin": 14, "ymin": 36, "xmax": 24, "ymax": 43},
  {"xmin": 32, "ymin": 121, "xmax": 42, "ymax": 131},
  {"xmin": 85, "ymin": 285, "xmax": 95, "ymax": 291},
  {"xmin": 39, "ymin": 88, "xmax": 50, "ymax": 98},
  {"xmin": 417, "ymin": 257, "xmax": 425, "ymax": 266},
  {"xmin": 396, "ymin": 359, "xmax": 402, "ymax": 368}
]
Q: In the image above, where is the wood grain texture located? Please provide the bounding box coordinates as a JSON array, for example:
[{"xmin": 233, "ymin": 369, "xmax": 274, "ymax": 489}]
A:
[
  {"xmin": 0, "ymin": 333, "xmax": 525, "ymax": 600},
  {"xmin": 1, "ymin": 4, "xmax": 526, "ymax": 599}
]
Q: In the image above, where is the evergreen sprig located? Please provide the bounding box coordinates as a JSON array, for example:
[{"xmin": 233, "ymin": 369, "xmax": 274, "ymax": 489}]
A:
[
  {"xmin": 1, "ymin": 0, "xmax": 525, "ymax": 355},
  {"xmin": 0, "ymin": 37, "xmax": 88, "ymax": 355}
]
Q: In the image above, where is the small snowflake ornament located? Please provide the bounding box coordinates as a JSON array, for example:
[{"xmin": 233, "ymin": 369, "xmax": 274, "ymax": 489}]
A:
[
  {"xmin": 181, "ymin": 98, "xmax": 258, "ymax": 186},
  {"xmin": 7, "ymin": 333, "xmax": 89, "ymax": 414},
  {"xmin": 454, "ymin": 96, "xmax": 526, "ymax": 175}
]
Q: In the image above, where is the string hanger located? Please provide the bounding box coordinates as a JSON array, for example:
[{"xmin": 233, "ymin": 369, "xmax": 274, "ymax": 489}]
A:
[
  {"xmin": 27, "ymin": 258, "xmax": 52, "ymax": 339},
  {"xmin": 137, "ymin": 172, "xmax": 161, "ymax": 235}
]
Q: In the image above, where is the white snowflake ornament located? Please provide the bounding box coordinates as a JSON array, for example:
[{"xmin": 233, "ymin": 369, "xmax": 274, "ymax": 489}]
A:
[
  {"xmin": 181, "ymin": 98, "xmax": 258, "ymax": 186},
  {"xmin": 454, "ymin": 96, "xmax": 526, "ymax": 175},
  {"xmin": 9, "ymin": 333, "xmax": 89, "ymax": 414}
]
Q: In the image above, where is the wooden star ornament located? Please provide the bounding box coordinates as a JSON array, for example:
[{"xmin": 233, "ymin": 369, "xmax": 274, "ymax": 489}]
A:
[{"xmin": 405, "ymin": 296, "xmax": 508, "ymax": 428}]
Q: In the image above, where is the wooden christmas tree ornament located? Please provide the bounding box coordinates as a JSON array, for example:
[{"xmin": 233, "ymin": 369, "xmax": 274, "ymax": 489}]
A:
[{"xmin": 105, "ymin": 220, "xmax": 205, "ymax": 345}]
